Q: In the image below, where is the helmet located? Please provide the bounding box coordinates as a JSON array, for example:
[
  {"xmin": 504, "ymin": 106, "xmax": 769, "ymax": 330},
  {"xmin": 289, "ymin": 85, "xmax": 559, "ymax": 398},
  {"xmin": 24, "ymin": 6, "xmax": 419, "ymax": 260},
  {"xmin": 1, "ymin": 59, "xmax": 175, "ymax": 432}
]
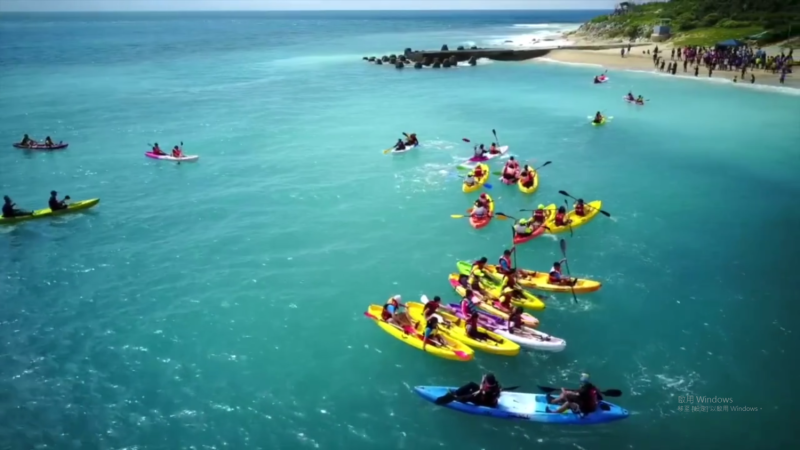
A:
[
  {"xmin": 468, "ymin": 172, "xmax": 474, "ymax": 177},
  {"xmin": 537, "ymin": 204, "xmax": 545, "ymax": 210},
  {"xmin": 392, "ymin": 295, "xmax": 401, "ymax": 303},
  {"xmin": 580, "ymin": 373, "xmax": 590, "ymax": 384}
]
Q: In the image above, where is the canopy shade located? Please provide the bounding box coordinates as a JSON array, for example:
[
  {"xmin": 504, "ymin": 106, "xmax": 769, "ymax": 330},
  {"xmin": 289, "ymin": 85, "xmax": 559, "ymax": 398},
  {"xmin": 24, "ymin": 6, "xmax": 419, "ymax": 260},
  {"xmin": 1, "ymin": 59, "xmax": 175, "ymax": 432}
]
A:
[{"xmin": 716, "ymin": 39, "xmax": 746, "ymax": 48}]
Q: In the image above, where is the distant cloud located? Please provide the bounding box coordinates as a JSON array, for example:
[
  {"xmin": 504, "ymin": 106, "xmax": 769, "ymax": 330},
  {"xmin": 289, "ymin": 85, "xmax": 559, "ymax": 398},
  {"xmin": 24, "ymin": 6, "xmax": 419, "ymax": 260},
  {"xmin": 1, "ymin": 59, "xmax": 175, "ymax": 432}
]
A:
[{"xmin": 0, "ymin": 0, "xmax": 616, "ymax": 12}]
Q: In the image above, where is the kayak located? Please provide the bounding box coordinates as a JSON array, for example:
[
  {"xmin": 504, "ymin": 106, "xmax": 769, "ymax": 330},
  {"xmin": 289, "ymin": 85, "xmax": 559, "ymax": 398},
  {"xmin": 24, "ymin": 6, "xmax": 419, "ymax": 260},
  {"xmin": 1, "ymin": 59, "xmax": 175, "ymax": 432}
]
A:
[
  {"xmin": 448, "ymin": 274, "xmax": 540, "ymax": 327},
  {"xmin": 591, "ymin": 117, "xmax": 611, "ymax": 126},
  {"xmin": 145, "ymin": 152, "xmax": 199, "ymax": 162},
  {"xmin": 465, "ymin": 145, "xmax": 509, "ymax": 164},
  {"xmin": 593, "ymin": 76, "xmax": 609, "ymax": 84},
  {"xmin": 623, "ymin": 96, "xmax": 645, "ymax": 105},
  {"xmin": 455, "ymin": 262, "xmax": 545, "ymax": 310},
  {"xmin": 12, "ymin": 142, "xmax": 68, "ymax": 150},
  {"xmin": 517, "ymin": 169, "xmax": 539, "ymax": 195},
  {"xmin": 430, "ymin": 297, "xmax": 565, "ymax": 352},
  {"xmin": 500, "ymin": 169, "xmax": 519, "ymax": 185},
  {"xmin": 482, "ymin": 264, "xmax": 602, "ymax": 294},
  {"xmin": 364, "ymin": 305, "xmax": 474, "ymax": 362},
  {"xmin": 414, "ymin": 387, "xmax": 629, "ymax": 424},
  {"xmin": 462, "ymin": 164, "xmax": 489, "ymax": 193},
  {"xmin": 513, "ymin": 203, "xmax": 553, "ymax": 244},
  {"xmin": 407, "ymin": 300, "xmax": 520, "ymax": 356},
  {"xmin": 0, "ymin": 198, "xmax": 100, "ymax": 225},
  {"xmin": 391, "ymin": 142, "xmax": 419, "ymax": 154},
  {"xmin": 546, "ymin": 200, "xmax": 603, "ymax": 234},
  {"xmin": 469, "ymin": 194, "xmax": 494, "ymax": 229}
]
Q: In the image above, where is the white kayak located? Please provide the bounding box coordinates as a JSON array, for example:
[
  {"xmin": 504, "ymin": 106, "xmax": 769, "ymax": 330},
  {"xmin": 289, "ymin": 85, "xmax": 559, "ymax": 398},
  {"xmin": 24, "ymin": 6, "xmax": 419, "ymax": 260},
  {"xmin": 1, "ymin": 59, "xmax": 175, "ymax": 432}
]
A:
[
  {"xmin": 145, "ymin": 152, "xmax": 199, "ymax": 162},
  {"xmin": 421, "ymin": 295, "xmax": 565, "ymax": 352},
  {"xmin": 459, "ymin": 145, "xmax": 509, "ymax": 168},
  {"xmin": 391, "ymin": 142, "xmax": 419, "ymax": 154}
]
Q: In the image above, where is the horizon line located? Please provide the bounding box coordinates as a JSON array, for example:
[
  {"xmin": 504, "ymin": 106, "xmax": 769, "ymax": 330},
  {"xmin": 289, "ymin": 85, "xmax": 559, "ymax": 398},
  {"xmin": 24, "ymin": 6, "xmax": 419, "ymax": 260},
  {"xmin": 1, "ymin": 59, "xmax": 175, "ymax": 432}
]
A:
[{"xmin": 0, "ymin": 8, "xmax": 610, "ymax": 13}]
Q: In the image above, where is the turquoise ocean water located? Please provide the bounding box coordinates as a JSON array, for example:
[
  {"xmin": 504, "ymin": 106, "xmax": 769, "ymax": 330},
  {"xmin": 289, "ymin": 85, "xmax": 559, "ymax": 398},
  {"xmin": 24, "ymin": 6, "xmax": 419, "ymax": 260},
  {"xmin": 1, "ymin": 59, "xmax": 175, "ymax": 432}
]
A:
[{"xmin": 2, "ymin": 10, "xmax": 800, "ymax": 449}]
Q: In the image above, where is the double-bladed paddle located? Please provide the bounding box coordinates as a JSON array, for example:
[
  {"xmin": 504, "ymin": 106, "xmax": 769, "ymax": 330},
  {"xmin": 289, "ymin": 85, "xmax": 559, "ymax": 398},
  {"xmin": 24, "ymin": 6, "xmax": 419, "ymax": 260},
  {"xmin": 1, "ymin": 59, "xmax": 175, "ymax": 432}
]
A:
[
  {"xmin": 538, "ymin": 385, "xmax": 622, "ymax": 397},
  {"xmin": 559, "ymin": 239, "xmax": 578, "ymax": 304},
  {"xmin": 558, "ymin": 190, "xmax": 611, "ymax": 217},
  {"xmin": 434, "ymin": 385, "xmax": 520, "ymax": 405}
]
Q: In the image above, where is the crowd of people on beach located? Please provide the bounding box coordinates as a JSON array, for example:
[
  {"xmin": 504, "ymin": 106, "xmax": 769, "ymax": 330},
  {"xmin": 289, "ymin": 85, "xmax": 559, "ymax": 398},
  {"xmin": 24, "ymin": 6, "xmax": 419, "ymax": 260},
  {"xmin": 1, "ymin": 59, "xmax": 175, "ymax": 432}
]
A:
[{"xmin": 646, "ymin": 44, "xmax": 793, "ymax": 84}]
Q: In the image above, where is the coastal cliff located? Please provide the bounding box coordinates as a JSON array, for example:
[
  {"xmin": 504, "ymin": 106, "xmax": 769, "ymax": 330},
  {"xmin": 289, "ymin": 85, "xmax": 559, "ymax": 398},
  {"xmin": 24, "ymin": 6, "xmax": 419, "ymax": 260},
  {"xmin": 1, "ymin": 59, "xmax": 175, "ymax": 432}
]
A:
[{"xmin": 570, "ymin": 0, "xmax": 800, "ymax": 46}]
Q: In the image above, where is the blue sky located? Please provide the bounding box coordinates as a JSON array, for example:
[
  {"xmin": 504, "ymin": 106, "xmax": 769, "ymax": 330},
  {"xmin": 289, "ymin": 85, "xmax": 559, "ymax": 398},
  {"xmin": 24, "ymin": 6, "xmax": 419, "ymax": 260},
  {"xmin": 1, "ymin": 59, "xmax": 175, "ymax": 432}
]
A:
[{"xmin": 0, "ymin": 0, "xmax": 617, "ymax": 12}]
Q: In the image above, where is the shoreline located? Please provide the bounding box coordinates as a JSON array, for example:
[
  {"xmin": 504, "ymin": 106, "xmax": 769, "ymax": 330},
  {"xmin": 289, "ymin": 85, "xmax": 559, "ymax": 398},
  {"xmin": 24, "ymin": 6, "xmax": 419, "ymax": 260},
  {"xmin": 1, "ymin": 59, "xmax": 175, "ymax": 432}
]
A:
[{"xmin": 529, "ymin": 45, "xmax": 799, "ymax": 93}]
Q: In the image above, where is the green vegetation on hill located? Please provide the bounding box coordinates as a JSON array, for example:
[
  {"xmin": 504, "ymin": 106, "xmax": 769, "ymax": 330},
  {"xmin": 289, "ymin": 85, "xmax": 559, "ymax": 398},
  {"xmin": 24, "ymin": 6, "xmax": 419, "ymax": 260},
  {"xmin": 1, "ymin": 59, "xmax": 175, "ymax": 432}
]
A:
[{"xmin": 585, "ymin": 0, "xmax": 800, "ymax": 46}]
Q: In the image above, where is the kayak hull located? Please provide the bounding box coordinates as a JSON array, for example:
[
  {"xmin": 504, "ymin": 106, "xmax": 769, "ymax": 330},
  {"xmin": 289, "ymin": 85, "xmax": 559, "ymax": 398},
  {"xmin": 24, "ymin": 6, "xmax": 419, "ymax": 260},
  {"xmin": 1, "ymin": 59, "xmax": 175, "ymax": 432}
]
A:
[
  {"xmin": 365, "ymin": 305, "xmax": 474, "ymax": 362},
  {"xmin": 408, "ymin": 300, "xmax": 520, "ymax": 356},
  {"xmin": 500, "ymin": 170, "xmax": 519, "ymax": 185},
  {"xmin": 483, "ymin": 264, "xmax": 601, "ymax": 294},
  {"xmin": 448, "ymin": 275, "xmax": 540, "ymax": 327},
  {"xmin": 517, "ymin": 169, "xmax": 539, "ymax": 195},
  {"xmin": 414, "ymin": 386, "xmax": 629, "ymax": 424},
  {"xmin": 391, "ymin": 142, "xmax": 419, "ymax": 154},
  {"xmin": 455, "ymin": 261, "xmax": 546, "ymax": 310},
  {"xmin": 465, "ymin": 145, "xmax": 509, "ymax": 164},
  {"xmin": 462, "ymin": 164, "xmax": 489, "ymax": 193},
  {"xmin": 145, "ymin": 152, "xmax": 199, "ymax": 162},
  {"xmin": 546, "ymin": 200, "xmax": 603, "ymax": 234},
  {"xmin": 0, "ymin": 198, "xmax": 99, "ymax": 225},
  {"xmin": 623, "ymin": 96, "xmax": 644, "ymax": 105},
  {"xmin": 469, "ymin": 194, "xmax": 494, "ymax": 229},
  {"xmin": 12, "ymin": 143, "xmax": 68, "ymax": 150}
]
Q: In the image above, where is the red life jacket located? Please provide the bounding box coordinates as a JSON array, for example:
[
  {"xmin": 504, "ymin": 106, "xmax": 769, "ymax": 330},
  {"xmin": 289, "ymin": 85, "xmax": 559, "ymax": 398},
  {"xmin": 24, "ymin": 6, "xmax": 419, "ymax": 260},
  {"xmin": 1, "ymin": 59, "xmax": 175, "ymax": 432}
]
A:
[
  {"xmin": 498, "ymin": 254, "xmax": 512, "ymax": 271},
  {"xmin": 548, "ymin": 266, "xmax": 562, "ymax": 283},
  {"xmin": 575, "ymin": 203, "xmax": 585, "ymax": 216},
  {"xmin": 423, "ymin": 301, "xmax": 439, "ymax": 317},
  {"xmin": 533, "ymin": 209, "xmax": 545, "ymax": 221},
  {"xmin": 555, "ymin": 212, "xmax": 567, "ymax": 226}
]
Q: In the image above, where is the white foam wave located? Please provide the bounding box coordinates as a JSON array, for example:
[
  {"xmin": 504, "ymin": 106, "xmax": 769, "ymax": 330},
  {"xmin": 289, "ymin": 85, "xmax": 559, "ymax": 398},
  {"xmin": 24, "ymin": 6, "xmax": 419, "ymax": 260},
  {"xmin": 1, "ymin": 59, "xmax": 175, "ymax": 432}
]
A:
[
  {"xmin": 536, "ymin": 57, "xmax": 604, "ymax": 68},
  {"xmin": 456, "ymin": 58, "xmax": 494, "ymax": 67},
  {"xmin": 512, "ymin": 23, "xmax": 567, "ymax": 29}
]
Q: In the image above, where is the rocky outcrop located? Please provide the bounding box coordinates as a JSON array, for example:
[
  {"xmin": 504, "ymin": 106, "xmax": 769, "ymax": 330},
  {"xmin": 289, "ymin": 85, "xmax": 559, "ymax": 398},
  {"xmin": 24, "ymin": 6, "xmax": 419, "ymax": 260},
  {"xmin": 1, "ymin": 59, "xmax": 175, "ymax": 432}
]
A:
[
  {"xmin": 432, "ymin": 58, "xmax": 441, "ymax": 68},
  {"xmin": 375, "ymin": 59, "xmax": 383, "ymax": 65},
  {"xmin": 470, "ymin": 46, "xmax": 478, "ymax": 50},
  {"xmin": 414, "ymin": 62, "xmax": 423, "ymax": 69},
  {"xmin": 468, "ymin": 56, "xmax": 477, "ymax": 66},
  {"xmin": 572, "ymin": 18, "xmax": 654, "ymax": 41},
  {"xmin": 441, "ymin": 44, "xmax": 449, "ymax": 51},
  {"xmin": 395, "ymin": 62, "xmax": 404, "ymax": 69},
  {"xmin": 422, "ymin": 56, "xmax": 431, "ymax": 66},
  {"xmin": 457, "ymin": 45, "xmax": 465, "ymax": 50},
  {"xmin": 368, "ymin": 56, "xmax": 376, "ymax": 62},
  {"xmin": 442, "ymin": 60, "xmax": 451, "ymax": 68},
  {"xmin": 381, "ymin": 55, "xmax": 389, "ymax": 62}
]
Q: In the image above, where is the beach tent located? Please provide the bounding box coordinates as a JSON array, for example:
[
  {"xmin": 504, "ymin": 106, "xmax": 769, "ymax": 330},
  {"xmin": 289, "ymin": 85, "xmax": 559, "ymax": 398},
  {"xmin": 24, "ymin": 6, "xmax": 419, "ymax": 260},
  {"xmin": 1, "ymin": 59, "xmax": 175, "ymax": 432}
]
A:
[{"xmin": 715, "ymin": 39, "xmax": 746, "ymax": 48}]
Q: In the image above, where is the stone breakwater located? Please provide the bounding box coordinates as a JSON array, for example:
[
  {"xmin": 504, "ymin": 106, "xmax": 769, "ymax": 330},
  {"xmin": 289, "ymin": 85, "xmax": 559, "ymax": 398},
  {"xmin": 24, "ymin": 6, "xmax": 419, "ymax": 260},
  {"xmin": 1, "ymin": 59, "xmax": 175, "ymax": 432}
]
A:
[{"xmin": 362, "ymin": 43, "xmax": 642, "ymax": 69}]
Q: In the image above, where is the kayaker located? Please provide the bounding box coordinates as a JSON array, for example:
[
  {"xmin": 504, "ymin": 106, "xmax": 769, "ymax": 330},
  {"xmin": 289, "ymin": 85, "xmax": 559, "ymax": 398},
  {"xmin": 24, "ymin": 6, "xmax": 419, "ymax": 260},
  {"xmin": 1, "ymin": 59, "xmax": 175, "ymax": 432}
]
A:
[
  {"xmin": 469, "ymin": 257, "xmax": 488, "ymax": 281},
  {"xmin": 381, "ymin": 295, "xmax": 412, "ymax": 328},
  {"xmin": 404, "ymin": 133, "xmax": 418, "ymax": 146},
  {"xmin": 477, "ymin": 193, "xmax": 491, "ymax": 209},
  {"xmin": 513, "ymin": 218, "xmax": 534, "ymax": 237},
  {"xmin": 44, "ymin": 136, "xmax": 55, "ymax": 147},
  {"xmin": 548, "ymin": 261, "xmax": 573, "ymax": 286},
  {"xmin": 507, "ymin": 306, "xmax": 525, "ymax": 333},
  {"xmin": 554, "ymin": 206, "xmax": 571, "ymax": 227},
  {"xmin": 626, "ymin": 92, "xmax": 635, "ymax": 101},
  {"xmin": 531, "ymin": 204, "xmax": 549, "ymax": 228},
  {"xmin": 636, "ymin": 95, "xmax": 644, "ymax": 104},
  {"xmin": 422, "ymin": 296, "xmax": 442, "ymax": 321},
  {"xmin": 498, "ymin": 249, "xmax": 514, "ymax": 275},
  {"xmin": 421, "ymin": 316, "xmax": 445, "ymax": 350},
  {"xmin": 454, "ymin": 373, "xmax": 502, "ymax": 407},
  {"xmin": 495, "ymin": 288, "xmax": 515, "ymax": 313},
  {"xmin": 151, "ymin": 143, "xmax": 166, "ymax": 155},
  {"xmin": 489, "ymin": 143, "xmax": 500, "ymax": 154},
  {"xmin": 465, "ymin": 313, "xmax": 492, "ymax": 341},
  {"xmin": 501, "ymin": 159, "xmax": 519, "ymax": 182},
  {"xmin": 48, "ymin": 191, "xmax": 69, "ymax": 211},
  {"xmin": 473, "ymin": 144, "xmax": 487, "ymax": 158},
  {"xmin": 519, "ymin": 166, "xmax": 535, "ymax": 188},
  {"xmin": 592, "ymin": 111, "xmax": 604, "ymax": 124},
  {"xmin": 2, "ymin": 196, "xmax": 33, "ymax": 218},
  {"xmin": 464, "ymin": 171, "xmax": 477, "ymax": 187},
  {"xmin": 394, "ymin": 139, "xmax": 406, "ymax": 151},
  {"xmin": 574, "ymin": 199, "xmax": 587, "ymax": 217},
  {"xmin": 471, "ymin": 200, "xmax": 488, "ymax": 219},
  {"xmin": 461, "ymin": 290, "xmax": 482, "ymax": 317},
  {"xmin": 19, "ymin": 134, "xmax": 34, "ymax": 147},
  {"xmin": 473, "ymin": 164, "xmax": 485, "ymax": 179},
  {"xmin": 172, "ymin": 145, "xmax": 184, "ymax": 158},
  {"xmin": 548, "ymin": 373, "xmax": 601, "ymax": 415},
  {"xmin": 593, "ymin": 76, "xmax": 602, "ymax": 84}
]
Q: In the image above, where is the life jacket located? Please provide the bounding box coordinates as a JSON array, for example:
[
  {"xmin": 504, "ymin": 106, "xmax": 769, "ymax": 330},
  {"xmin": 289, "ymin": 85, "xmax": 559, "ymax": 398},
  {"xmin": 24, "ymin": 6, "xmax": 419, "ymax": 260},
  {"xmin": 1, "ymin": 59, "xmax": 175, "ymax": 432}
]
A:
[
  {"xmin": 533, "ymin": 209, "xmax": 546, "ymax": 221},
  {"xmin": 555, "ymin": 212, "xmax": 567, "ymax": 226},
  {"xmin": 578, "ymin": 384, "xmax": 600, "ymax": 413},
  {"xmin": 490, "ymin": 144, "xmax": 497, "ymax": 152},
  {"xmin": 548, "ymin": 266, "xmax": 562, "ymax": 283},
  {"xmin": 474, "ymin": 167, "xmax": 483, "ymax": 177},
  {"xmin": 478, "ymin": 197, "xmax": 490, "ymax": 208},
  {"xmin": 423, "ymin": 301, "xmax": 439, "ymax": 317},
  {"xmin": 381, "ymin": 300, "xmax": 398, "ymax": 321},
  {"xmin": 461, "ymin": 298, "xmax": 478, "ymax": 316},
  {"xmin": 479, "ymin": 381, "xmax": 501, "ymax": 406},
  {"xmin": 471, "ymin": 261, "xmax": 484, "ymax": 275},
  {"xmin": 508, "ymin": 311, "xmax": 523, "ymax": 329},
  {"xmin": 498, "ymin": 254, "xmax": 512, "ymax": 272},
  {"xmin": 575, "ymin": 203, "xmax": 585, "ymax": 216}
]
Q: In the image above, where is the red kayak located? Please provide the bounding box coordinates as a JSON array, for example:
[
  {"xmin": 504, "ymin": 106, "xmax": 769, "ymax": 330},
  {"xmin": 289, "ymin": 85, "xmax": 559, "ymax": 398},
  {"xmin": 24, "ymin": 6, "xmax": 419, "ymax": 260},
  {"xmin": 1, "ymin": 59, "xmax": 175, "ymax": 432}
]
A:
[
  {"xmin": 12, "ymin": 142, "xmax": 68, "ymax": 150},
  {"xmin": 512, "ymin": 224, "xmax": 547, "ymax": 245}
]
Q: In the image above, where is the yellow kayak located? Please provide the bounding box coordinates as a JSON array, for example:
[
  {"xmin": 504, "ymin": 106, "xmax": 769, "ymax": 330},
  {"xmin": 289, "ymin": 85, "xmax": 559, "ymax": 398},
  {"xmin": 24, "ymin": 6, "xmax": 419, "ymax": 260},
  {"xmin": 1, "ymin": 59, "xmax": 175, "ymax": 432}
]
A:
[
  {"xmin": 364, "ymin": 305, "xmax": 474, "ymax": 361},
  {"xmin": 448, "ymin": 274, "xmax": 540, "ymax": 327},
  {"xmin": 406, "ymin": 302, "xmax": 520, "ymax": 356},
  {"xmin": 517, "ymin": 169, "xmax": 539, "ymax": 195},
  {"xmin": 455, "ymin": 262, "xmax": 546, "ymax": 311},
  {"xmin": 462, "ymin": 164, "xmax": 490, "ymax": 193},
  {"xmin": 545, "ymin": 200, "xmax": 603, "ymax": 234},
  {"xmin": 0, "ymin": 198, "xmax": 100, "ymax": 225},
  {"xmin": 482, "ymin": 264, "xmax": 602, "ymax": 294}
]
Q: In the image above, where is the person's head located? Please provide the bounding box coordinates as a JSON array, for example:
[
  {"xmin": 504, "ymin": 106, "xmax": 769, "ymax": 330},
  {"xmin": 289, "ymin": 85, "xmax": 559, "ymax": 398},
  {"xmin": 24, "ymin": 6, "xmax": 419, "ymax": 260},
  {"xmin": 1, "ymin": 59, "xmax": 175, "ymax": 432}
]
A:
[
  {"xmin": 577, "ymin": 198, "xmax": 584, "ymax": 204},
  {"xmin": 537, "ymin": 204, "xmax": 545, "ymax": 211},
  {"xmin": 596, "ymin": 111, "xmax": 601, "ymax": 115},
  {"xmin": 509, "ymin": 156, "xmax": 515, "ymax": 161},
  {"xmin": 474, "ymin": 200, "xmax": 481, "ymax": 206},
  {"xmin": 432, "ymin": 296, "xmax": 441, "ymax": 304},
  {"xmin": 558, "ymin": 206, "xmax": 566, "ymax": 213},
  {"xmin": 478, "ymin": 257, "xmax": 487, "ymax": 264},
  {"xmin": 45, "ymin": 136, "xmax": 51, "ymax": 139},
  {"xmin": 479, "ymin": 144, "xmax": 484, "ymax": 149},
  {"xmin": 503, "ymin": 249, "xmax": 511, "ymax": 257},
  {"xmin": 468, "ymin": 172, "xmax": 474, "ymax": 177},
  {"xmin": 390, "ymin": 294, "xmax": 401, "ymax": 305},
  {"xmin": 513, "ymin": 305, "xmax": 524, "ymax": 316},
  {"xmin": 553, "ymin": 261, "xmax": 561, "ymax": 269},
  {"xmin": 154, "ymin": 142, "xmax": 158, "ymax": 146},
  {"xmin": 397, "ymin": 139, "xmax": 402, "ymax": 143},
  {"xmin": 580, "ymin": 373, "xmax": 590, "ymax": 384},
  {"xmin": 410, "ymin": 133, "xmax": 416, "ymax": 137},
  {"xmin": 480, "ymin": 193, "xmax": 488, "ymax": 200},
  {"xmin": 483, "ymin": 373, "xmax": 497, "ymax": 386},
  {"xmin": 50, "ymin": 190, "xmax": 57, "ymax": 197},
  {"xmin": 3, "ymin": 195, "xmax": 10, "ymax": 203}
]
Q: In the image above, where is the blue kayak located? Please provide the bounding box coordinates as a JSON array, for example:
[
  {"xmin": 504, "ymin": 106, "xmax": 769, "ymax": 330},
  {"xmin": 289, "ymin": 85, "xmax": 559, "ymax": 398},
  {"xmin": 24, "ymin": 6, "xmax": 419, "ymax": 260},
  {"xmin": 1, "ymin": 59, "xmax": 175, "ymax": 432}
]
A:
[{"xmin": 414, "ymin": 386, "xmax": 629, "ymax": 425}]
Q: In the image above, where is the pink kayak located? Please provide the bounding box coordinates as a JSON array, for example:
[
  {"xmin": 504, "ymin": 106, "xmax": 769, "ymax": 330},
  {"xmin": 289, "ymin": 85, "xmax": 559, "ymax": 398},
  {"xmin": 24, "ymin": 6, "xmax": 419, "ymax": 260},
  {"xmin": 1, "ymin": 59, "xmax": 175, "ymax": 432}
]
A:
[
  {"xmin": 145, "ymin": 152, "xmax": 199, "ymax": 162},
  {"xmin": 466, "ymin": 145, "xmax": 509, "ymax": 163},
  {"xmin": 13, "ymin": 142, "xmax": 68, "ymax": 150}
]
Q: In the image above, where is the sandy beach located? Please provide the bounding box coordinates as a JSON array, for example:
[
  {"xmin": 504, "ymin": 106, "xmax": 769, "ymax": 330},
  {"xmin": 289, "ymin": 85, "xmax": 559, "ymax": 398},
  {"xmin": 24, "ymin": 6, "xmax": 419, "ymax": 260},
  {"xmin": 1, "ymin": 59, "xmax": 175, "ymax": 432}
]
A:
[{"xmin": 534, "ymin": 43, "xmax": 799, "ymax": 89}]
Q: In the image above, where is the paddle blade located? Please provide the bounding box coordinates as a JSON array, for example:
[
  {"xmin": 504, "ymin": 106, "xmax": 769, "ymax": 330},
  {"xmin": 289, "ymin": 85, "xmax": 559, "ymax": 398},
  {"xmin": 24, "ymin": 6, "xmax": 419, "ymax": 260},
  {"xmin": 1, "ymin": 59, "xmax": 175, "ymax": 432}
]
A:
[
  {"xmin": 483, "ymin": 183, "xmax": 492, "ymax": 190},
  {"xmin": 403, "ymin": 132, "xmax": 409, "ymax": 137},
  {"xmin": 501, "ymin": 386, "xmax": 520, "ymax": 392},
  {"xmin": 601, "ymin": 389, "xmax": 623, "ymax": 397},
  {"xmin": 558, "ymin": 190, "xmax": 570, "ymax": 197},
  {"xmin": 492, "ymin": 171, "xmax": 502, "ymax": 176},
  {"xmin": 560, "ymin": 238, "xmax": 567, "ymax": 255},
  {"xmin": 462, "ymin": 138, "xmax": 471, "ymax": 143},
  {"xmin": 450, "ymin": 214, "xmax": 465, "ymax": 219},
  {"xmin": 537, "ymin": 385, "xmax": 559, "ymax": 394},
  {"xmin": 600, "ymin": 210, "xmax": 611, "ymax": 217},
  {"xmin": 383, "ymin": 148, "xmax": 393, "ymax": 154},
  {"xmin": 363, "ymin": 312, "xmax": 378, "ymax": 320},
  {"xmin": 494, "ymin": 214, "xmax": 507, "ymax": 221},
  {"xmin": 455, "ymin": 351, "xmax": 471, "ymax": 361}
]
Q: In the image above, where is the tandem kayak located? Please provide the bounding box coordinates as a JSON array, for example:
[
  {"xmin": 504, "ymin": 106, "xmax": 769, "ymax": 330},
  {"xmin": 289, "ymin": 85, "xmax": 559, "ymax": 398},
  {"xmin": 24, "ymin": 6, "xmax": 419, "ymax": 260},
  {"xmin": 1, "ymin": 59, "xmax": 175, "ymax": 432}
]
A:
[
  {"xmin": 391, "ymin": 142, "xmax": 419, "ymax": 154},
  {"xmin": 512, "ymin": 203, "xmax": 553, "ymax": 244},
  {"xmin": 593, "ymin": 76, "xmax": 609, "ymax": 84},
  {"xmin": 408, "ymin": 300, "xmax": 520, "ymax": 356},
  {"xmin": 145, "ymin": 152, "xmax": 199, "ymax": 162},
  {"xmin": 517, "ymin": 169, "xmax": 539, "ymax": 195},
  {"xmin": 469, "ymin": 194, "xmax": 494, "ymax": 229},
  {"xmin": 464, "ymin": 145, "xmax": 509, "ymax": 164},
  {"xmin": 623, "ymin": 96, "xmax": 645, "ymax": 105},
  {"xmin": 448, "ymin": 274, "xmax": 540, "ymax": 327},
  {"xmin": 462, "ymin": 164, "xmax": 489, "ymax": 193},
  {"xmin": 482, "ymin": 264, "xmax": 602, "ymax": 294},
  {"xmin": 0, "ymin": 198, "xmax": 99, "ymax": 225},
  {"xmin": 545, "ymin": 200, "xmax": 603, "ymax": 234},
  {"xmin": 414, "ymin": 387, "xmax": 629, "ymax": 424},
  {"xmin": 455, "ymin": 263, "xmax": 546, "ymax": 310},
  {"xmin": 12, "ymin": 142, "xmax": 68, "ymax": 150},
  {"xmin": 430, "ymin": 297, "xmax": 566, "ymax": 352},
  {"xmin": 364, "ymin": 305, "xmax": 473, "ymax": 362}
]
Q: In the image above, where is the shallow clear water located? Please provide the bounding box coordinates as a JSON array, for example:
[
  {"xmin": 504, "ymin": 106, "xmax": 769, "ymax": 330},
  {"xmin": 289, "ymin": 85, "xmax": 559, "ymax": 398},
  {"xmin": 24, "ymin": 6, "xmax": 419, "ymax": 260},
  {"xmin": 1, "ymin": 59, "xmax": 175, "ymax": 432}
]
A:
[{"xmin": 1, "ymin": 10, "xmax": 799, "ymax": 449}]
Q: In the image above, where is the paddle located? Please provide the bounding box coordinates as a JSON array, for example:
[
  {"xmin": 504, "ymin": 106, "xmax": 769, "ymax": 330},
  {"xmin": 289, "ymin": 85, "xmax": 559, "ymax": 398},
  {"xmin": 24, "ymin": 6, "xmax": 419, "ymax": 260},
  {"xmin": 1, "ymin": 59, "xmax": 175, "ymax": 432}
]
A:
[
  {"xmin": 177, "ymin": 141, "xmax": 184, "ymax": 165},
  {"xmin": 559, "ymin": 239, "xmax": 578, "ymax": 304},
  {"xmin": 558, "ymin": 191, "xmax": 611, "ymax": 217},
  {"xmin": 363, "ymin": 311, "xmax": 470, "ymax": 360},
  {"xmin": 435, "ymin": 385, "xmax": 521, "ymax": 405},
  {"xmin": 383, "ymin": 133, "xmax": 410, "ymax": 154},
  {"xmin": 492, "ymin": 129, "xmax": 500, "ymax": 146},
  {"xmin": 538, "ymin": 386, "xmax": 622, "ymax": 397},
  {"xmin": 564, "ymin": 199, "xmax": 574, "ymax": 237},
  {"xmin": 450, "ymin": 212, "xmax": 511, "ymax": 220}
]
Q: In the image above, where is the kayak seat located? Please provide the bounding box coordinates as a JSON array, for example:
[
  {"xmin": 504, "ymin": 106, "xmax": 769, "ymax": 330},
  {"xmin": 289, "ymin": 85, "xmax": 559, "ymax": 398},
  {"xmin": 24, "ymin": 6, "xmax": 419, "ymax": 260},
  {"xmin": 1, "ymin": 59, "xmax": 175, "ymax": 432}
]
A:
[{"xmin": 600, "ymin": 403, "xmax": 611, "ymax": 411}]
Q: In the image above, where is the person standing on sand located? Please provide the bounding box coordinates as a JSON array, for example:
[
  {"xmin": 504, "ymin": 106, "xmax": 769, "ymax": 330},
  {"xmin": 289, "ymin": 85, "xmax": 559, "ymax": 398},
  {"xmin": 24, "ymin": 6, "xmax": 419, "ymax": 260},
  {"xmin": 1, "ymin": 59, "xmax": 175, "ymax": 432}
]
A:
[
  {"xmin": 671, "ymin": 64, "xmax": 677, "ymax": 75},
  {"xmin": 694, "ymin": 65, "xmax": 699, "ymax": 77},
  {"xmin": 671, "ymin": 48, "xmax": 675, "ymax": 60},
  {"xmin": 684, "ymin": 59, "xmax": 688, "ymax": 72},
  {"xmin": 751, "ymin": 73, "xmax": 755, "ymax": 84},
  {"xmin": 660, "ymin": 60, "xmax": 666, "ymax": 71}
]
